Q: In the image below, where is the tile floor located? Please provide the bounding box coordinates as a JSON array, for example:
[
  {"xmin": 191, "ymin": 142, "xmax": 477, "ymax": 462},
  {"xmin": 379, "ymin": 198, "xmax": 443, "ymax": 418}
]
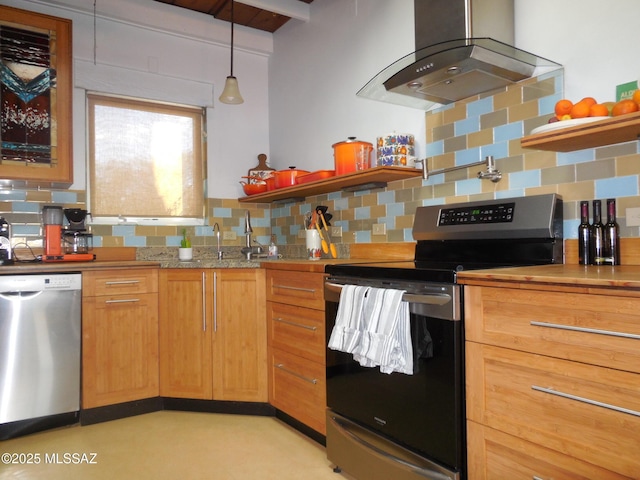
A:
[{"xmin": 0, "ymin": 411, "xmax": 350, "ymax": 480}]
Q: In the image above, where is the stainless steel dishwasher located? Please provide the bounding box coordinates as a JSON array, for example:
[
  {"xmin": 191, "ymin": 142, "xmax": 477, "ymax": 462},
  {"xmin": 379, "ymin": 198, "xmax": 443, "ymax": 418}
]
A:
[{"xmin": 0, "ymin": 273, "xmax": 82, "ymax": 440}]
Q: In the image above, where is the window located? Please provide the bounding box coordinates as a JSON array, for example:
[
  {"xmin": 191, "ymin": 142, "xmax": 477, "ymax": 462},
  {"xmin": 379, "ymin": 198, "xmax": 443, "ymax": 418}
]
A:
[{"xmin": 87, "ymin": 93, "xmax": 205, "ymax": 225}]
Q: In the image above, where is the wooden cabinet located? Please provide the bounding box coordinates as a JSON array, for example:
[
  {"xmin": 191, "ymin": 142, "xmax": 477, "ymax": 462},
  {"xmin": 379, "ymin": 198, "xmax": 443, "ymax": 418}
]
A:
[
  {"xmin": 158, "ymin": 269, "xmax": 267, "ymax": 402},
  {"xmin": 464, "ymin": 284, "xmax": 640, "ymax": 479},
  {"xmin": 212, "ymin": 269, "xmax": 267, "ymax": 401},
  {"xmin": 466, "ymin": 422, "xmax": 629, "ymax": 480},
  {"xmin": 82, "ymin": 268, "xmax": 159, "ymax": 409},
  {"xmin": 266, "ymin": 269, "xmax": 327, "ymax": 434},
  {"xmin": 158, "ymin": 269, "xmax": 212, "ymax": 399}
]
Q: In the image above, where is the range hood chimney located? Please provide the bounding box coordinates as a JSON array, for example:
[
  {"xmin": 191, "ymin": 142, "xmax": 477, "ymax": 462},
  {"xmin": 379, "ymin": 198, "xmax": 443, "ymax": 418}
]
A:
[{"xmin": 357, "ymin": 0, "xmax": 561, "ymax": 110}]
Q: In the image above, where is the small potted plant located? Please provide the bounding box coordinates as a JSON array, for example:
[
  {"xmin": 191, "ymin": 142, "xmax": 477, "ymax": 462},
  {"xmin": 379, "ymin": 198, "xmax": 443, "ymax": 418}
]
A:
[{"xmin": 179, "ymin": 228, "xmax": 192, "ymax": 261}]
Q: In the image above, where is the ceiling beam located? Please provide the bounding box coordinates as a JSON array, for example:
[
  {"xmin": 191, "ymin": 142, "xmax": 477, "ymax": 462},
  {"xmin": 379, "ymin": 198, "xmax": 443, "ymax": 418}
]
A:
[{"xmin": 235, "ymin": 0, "xmax": 310, "ymax": 22}]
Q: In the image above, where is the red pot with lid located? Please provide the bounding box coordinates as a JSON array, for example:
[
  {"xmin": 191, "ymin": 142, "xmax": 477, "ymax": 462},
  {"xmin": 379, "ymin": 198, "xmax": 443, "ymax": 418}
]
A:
[
  {"xmin": 273, "ymin": 166, "xmax": 310, "ymax": 189},
  {"xmin": 332, "ymin": 137, "xmax": 374, "ymax": 175}
]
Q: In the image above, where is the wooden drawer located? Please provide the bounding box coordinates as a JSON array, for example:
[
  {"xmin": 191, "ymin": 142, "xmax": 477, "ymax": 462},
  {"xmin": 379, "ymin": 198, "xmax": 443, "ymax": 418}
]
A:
[
  {"xmin": 465, "ymin": 285, "xmax": 640, "ymax": 374},
  {"xmin": 83, "ymin": 268, "xmax": 158, "ymax": 297},
  {"xmin": 466, "ymin": 342, "xmax": 640, "ymax": 478},
  {"xmin": 270, "ymin": 348, "xmax": 326, "ymax": 434},
  {"xmin": 267, "ymin": 302, "xmax": 325, "ymax": 365},
  {"xmin": 467, "ymin": 421, "xmax": 628, "ymax": 480},
  {"xmin": 266, "ymin": 270, "xmax": 325, "ymax": 310},
  {"xmin": 82, "ymin": 292, "xmax": 159, "ymax": 408}
]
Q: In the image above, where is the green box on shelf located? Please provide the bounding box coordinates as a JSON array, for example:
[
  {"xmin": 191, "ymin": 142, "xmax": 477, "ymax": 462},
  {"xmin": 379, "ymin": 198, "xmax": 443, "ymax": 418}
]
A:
[{"xmin": 616, "ymin": 80, "xmax": 638, "ymax": 101}]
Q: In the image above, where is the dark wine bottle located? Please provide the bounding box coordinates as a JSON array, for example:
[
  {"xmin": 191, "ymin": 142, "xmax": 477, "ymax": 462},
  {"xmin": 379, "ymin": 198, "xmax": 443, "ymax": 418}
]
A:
[
  {"xmin": 604, "ymin": 198, "xmax": 620, "ymax": 265},
  {"xmin": 590, "ymin": 200, "xmax": 605, "ymax": 265},
  {"xmin": 578, "ymin": 201, "xmax": 590, "ymax": 265}
]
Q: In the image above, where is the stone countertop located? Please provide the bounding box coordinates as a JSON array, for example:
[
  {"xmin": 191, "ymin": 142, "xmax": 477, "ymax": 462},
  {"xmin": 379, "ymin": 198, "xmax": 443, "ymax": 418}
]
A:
[
  {"xmin": 457, "ymin": 264, "xmax": 640, "ymax": 290},
  {"xmin": 158, "ymin": 258, "xmax": 261, "ymax": 269},
  {"xmin": 0, "ymin": 260, "xmax": 160, "ymax": 274},
  {"xmin": 137, "ymin": 246, "xmax": 371, "ymax": 272},
  {"xmin": 0, "ymin": 256, "xmax": 364, "ymax": 275},
  {"xmin": 0, "ymin": 242, "xmax": 452, "ymax": 274}
]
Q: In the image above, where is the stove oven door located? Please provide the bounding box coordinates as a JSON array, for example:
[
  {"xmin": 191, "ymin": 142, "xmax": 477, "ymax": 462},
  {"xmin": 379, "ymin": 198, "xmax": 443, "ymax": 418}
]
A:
[{"xmin": 325, "ymin": 280, "xmax": 465, "ymax": 480}]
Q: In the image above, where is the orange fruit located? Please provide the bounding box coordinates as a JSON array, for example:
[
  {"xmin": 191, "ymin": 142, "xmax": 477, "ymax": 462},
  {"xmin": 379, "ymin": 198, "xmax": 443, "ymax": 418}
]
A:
[
  {"xmin": 611, "ymin": 99, "xmax": 639, "ymax": 116},
  {"xmin": 570, "ymin": 101, "xmax": 591, "ymax": 119},
  {"xmin": 589, "ymin": 104, "xmax": 610, "ymax": 117},
  {"xmin": 554, "ymin": 99, "xmax": 573, "ymax": 117},
  {"xmin": 579, "ymin": 97, "xmax": 597, "ymax": 108},
  {"xmin": 633, "ymin": 89, "xmax": 640, "ymax": 106}
]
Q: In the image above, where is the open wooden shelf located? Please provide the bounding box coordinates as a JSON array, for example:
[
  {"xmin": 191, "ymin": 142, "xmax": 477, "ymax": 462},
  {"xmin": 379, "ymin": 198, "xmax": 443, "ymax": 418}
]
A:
[
  {"xmin": 521, "ymin": 111, "xmax": 640, "ymax": 152},
  {"xmin": 238, "ymin": 166, "xmax": 423, "ymax": 203}
]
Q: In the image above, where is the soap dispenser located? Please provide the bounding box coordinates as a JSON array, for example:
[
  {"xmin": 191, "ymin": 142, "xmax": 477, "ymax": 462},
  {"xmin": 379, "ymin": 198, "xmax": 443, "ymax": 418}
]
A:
[{"xmin": 268, "ymin": 235, "xmax": 278, "ymax": 259}]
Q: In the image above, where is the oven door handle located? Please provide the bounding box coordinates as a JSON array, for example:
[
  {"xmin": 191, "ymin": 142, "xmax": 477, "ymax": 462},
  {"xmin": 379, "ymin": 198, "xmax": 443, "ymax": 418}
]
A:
[
  {"xmin": 325, "ymin": 282, "xmax": 452, "ymax": 306},
  {"xmin": 328, "ymin": 414, "xmax": 457, "ymax": 480}
]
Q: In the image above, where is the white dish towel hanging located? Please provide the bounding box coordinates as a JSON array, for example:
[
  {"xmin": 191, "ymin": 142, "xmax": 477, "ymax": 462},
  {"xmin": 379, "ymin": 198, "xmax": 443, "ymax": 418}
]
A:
[{"xmin": 328, "ymin": 285, "xmax": 413, "ymax": 375}]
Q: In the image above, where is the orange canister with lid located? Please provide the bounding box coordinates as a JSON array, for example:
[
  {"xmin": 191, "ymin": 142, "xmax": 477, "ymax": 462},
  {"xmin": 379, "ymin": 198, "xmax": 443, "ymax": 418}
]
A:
[{"xmin": 332, "ymin": 137, "xmax": 374, "ymax": 175}]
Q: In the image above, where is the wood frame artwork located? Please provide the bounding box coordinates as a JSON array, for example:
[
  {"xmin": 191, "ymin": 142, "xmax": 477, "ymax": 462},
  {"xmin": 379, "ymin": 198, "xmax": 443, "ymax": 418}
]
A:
[{"xmin": 0, "ymin": 6, "xmax": 72, "ymax": 186}]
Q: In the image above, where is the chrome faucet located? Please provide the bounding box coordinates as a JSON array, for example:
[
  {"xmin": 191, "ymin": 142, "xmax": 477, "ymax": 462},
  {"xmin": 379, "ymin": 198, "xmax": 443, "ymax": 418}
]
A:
[
  {"xmin": 476, "ymin": 155, "xmax": 502, "ymax": 183},
  {"xmin": 212, "ymin": 222, "xmax": 223, "ymax": 260},
  {"xmin": 240, "ymin": 210, "xmax": 262, "ymax": 260},
  {"xmin": 418, "ymin": 155, "xmax": 502, "ymax": 183},
  {"xmin": 244, "ymin": 210, "xmax": 253, "ymax": 249}
]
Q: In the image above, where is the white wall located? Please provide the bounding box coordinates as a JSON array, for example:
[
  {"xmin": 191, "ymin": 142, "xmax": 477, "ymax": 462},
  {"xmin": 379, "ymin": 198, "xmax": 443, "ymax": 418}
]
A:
[
  {"xmin": 269, "ymin": 0, "xmax": 426, "ymax": 171},
  {"xmin": 7, "ymin": 0, "xmax": 272, "ymax": 198},
  {"xmin": 516, "ymin": 0, "xmax": 639, "ymax": 103}
]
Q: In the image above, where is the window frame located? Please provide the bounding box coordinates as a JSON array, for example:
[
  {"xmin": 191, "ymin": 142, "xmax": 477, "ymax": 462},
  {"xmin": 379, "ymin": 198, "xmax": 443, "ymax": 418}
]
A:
[{"xmin": 86, "ymin": 92, "xmax": 207, "ymax": 226}]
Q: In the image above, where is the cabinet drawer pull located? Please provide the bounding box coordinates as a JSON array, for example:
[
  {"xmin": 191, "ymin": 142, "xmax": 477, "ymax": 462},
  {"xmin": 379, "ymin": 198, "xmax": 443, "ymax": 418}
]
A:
[
  {"xmin": 202, "ymin": 272, "xmax": 207, "ymax": 332},
  {"xmin": 275, "ymin": 363, "xmax": 318, "ymax": 384},
  {"xmin": 274, "ymin": 317, "xmax": 317, "ymax": 331},
  {"xmin": 532, "ymin": 385, "xmax": 640, "ymax": 418},
  {"xmin": 213, "ymin": 271, "xmax": 218, "ymax": 333},
  {"xmin": 273, "ymin": 284, "xmax": 316, "ymax": 294},
  {"xmin": 105, "ymin": 280, "xmax": 141, "ymax": 286},
  {"xmin": 530, "ymin": 321, "xmax": 640, "ymax": 340},
  {"xmin": 105, "ymin": 298, "xmax": 140, "ymax": 304}
]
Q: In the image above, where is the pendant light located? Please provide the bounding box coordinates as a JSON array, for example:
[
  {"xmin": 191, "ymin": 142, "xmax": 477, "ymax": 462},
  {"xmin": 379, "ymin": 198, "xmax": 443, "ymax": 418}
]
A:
[{"xmin": 218, "ymin": 0, "xmax": 244, "ymax": 104}]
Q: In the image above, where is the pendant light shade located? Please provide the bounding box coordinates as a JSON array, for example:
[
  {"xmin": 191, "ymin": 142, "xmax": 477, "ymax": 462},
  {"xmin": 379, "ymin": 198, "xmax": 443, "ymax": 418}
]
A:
[
  {"xmin": 219, "ymin": 0, "xmax": 244, "ymax": 104},
  {"xmin": 219, "ymin": 76, "xmax": 243, "ymax": 104}
]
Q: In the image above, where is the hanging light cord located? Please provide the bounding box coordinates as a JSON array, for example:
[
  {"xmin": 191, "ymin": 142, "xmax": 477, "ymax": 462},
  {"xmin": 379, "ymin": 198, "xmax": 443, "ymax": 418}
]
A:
[
  {"xmin": 93, "ymin": 0, "xmax": 97, "ymax": 65},
  {"xmin": 229, "ymin": 0, "xmax": 235, "ymax": 76}
]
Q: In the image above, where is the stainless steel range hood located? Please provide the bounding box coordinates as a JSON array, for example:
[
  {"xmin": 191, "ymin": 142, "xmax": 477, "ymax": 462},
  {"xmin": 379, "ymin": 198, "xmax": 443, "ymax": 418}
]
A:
[{"xmin": 357, "ymin": 0, "xmax": 561, "ymax": 110}]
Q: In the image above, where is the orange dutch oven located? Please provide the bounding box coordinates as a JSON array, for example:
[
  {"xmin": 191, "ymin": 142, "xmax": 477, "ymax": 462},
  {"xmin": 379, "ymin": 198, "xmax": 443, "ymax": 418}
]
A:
[{"xmin": 332, "ymin": 137, "xmax": 374, "ymax": 175}]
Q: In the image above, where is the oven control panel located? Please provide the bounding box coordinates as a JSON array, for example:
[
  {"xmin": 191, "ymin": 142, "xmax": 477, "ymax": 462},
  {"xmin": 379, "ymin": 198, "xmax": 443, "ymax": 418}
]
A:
[{"xmin": 439, "ymin": 202, "xmax": 515, "ymax": 225}]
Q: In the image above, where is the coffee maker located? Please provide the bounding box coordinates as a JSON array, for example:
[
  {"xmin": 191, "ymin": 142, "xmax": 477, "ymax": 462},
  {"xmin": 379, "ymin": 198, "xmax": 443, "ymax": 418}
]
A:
[
  {"xmin": 0, "ymin": 217, "xmax": 13, "ymax": 265},
  {"xmin": 42, "ymin": 206, "xmax": 95, "ymax": 262}
]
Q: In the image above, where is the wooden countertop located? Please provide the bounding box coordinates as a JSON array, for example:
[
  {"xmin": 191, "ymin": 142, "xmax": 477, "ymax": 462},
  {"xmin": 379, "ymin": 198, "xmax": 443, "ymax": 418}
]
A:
[{"xmin": 457, "ymin": 264, "xmax": 640, "ymax": 291}]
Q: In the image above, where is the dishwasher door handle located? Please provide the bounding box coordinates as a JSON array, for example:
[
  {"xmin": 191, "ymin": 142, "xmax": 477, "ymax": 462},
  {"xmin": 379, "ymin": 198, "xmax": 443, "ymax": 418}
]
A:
[{"xmin": 0, "ymin": 291, "xmax": 43, "ymax": 300}]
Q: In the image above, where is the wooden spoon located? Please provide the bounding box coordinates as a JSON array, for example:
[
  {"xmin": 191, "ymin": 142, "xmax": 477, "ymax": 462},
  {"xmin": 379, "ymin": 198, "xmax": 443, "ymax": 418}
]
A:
[
  {"xmin": 314, "ymin": 222, "xmax": 329, "ymax": 254},
  {"xmin": 319, "ymin": 212, "xmax": 337, "ymax": 258}
]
